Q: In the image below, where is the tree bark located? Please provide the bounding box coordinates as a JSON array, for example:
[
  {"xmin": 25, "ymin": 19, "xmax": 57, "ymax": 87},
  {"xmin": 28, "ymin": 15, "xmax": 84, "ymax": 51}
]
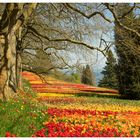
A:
[
  {"xmin": 16, "ymin": 52, "xmax": 23, "ymax": 90},
  {"xmin": 0, "ymin": 3, "xmax": 37, "ymax": 101},
  {"xmin": 0, "ymin": 31, "xmax": 17, "ymax": 101}
]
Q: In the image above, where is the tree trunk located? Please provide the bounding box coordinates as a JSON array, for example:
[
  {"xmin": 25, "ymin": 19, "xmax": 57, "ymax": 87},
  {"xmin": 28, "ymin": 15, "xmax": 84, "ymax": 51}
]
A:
[
  {"xmin": 0, "ymin": 3, "xmax": 37, "ymax": 101},
  {"xmin": 0, "ymin": 31, "xmax": 17, "ymax": 101},
  {"xmin": 16, "ymin": 53, "xmax": 23, "ymax": 90}
]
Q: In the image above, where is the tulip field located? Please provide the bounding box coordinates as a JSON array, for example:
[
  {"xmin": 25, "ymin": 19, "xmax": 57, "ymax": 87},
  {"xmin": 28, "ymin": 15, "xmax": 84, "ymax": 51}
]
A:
[
  {"xmin": 22, "ymin": 71, "xmax": 119, "ymax": 96},
  {"xmin": 32, "ymin": 95, "xmax": 140, "ymax": 137},
  {"xmin": 4, "ymin": 71, "xmax": 140, "ymax": 137},
  {"xmin": 19, "ymin": 71, "xmax": 140, "ymax": 137}
]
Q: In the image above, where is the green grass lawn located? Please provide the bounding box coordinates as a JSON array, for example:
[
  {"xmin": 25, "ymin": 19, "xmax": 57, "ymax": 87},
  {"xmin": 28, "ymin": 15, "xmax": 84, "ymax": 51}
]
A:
[
  {"xmin": 0, "ymin": 97, "xmax": 48, "ymax": 137},
  {"xmin": 0, "ymin": 79, "xmax": 48, "ymax": 137}
]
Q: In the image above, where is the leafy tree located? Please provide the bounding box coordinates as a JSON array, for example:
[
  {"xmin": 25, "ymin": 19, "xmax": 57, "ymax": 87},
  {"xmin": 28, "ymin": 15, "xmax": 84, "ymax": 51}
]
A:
[
  {"xmin": 114, "ymin": 3, "xmax": 140, "ymax": 99},
  {"xmin": 98, "ymin": 50, "xmax": 118, "ymax": 89},
  {"xmin": 81, "ymin": 65, "xmax": 96, "ymax": 86},
  {"xmin": 69, "ymin": 72, "xmax": 81, "ymax": 83}
]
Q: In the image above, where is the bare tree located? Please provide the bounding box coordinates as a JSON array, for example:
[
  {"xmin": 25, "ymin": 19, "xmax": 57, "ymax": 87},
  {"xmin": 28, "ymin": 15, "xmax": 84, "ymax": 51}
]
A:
[
  {"xmin": 0, "ymin": 4, "xmax": 37, "ymax": 101},
  {"xmin": 20, "ymin": 3, "xmax": 112, "ymax": 76}
]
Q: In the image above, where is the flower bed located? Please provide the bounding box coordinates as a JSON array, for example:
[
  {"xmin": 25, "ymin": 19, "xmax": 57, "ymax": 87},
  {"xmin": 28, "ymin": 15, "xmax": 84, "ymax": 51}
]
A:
[
  {"xmin": 32, "ymin": 108, "xmax": 140, "ymax": 137},
  {"xmin": 37, "ymin": 97, "xmax": 76, "ymax": 103},
  {"xmin": 22, "ymin": 71, "xmax": 119, "ymax": 96}
]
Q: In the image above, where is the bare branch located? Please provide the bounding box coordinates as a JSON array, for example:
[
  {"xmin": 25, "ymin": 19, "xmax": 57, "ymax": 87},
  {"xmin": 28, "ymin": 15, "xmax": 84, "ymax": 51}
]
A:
[
  {"xmin": 104, "ymin": 3, "xmax": 140, "ymax": 39},
  {"xmin": 65, "ymin": 3, "xmax": 112, "ymax": 23},
  {"xmin": 53, "ymin": 52, "xmax": 72, "ymax": 68},
  {"xmin": 27, "ymin": 25, "xmax": 106, "ymax": 56},
  {"xmin": 118, "ymin": 3, "xmax": 136, "ymax": 19}
]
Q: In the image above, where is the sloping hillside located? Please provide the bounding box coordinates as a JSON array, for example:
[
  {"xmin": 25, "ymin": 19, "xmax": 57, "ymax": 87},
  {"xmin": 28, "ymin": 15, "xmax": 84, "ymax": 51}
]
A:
[{"xmin": 22, "ymin": 71, "xmax": 119, "ymax": 96}]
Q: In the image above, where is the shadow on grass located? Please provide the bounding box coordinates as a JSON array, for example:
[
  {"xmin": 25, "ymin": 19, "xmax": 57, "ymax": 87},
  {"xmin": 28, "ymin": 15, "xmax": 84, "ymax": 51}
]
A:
[{"xmin": 76, "ymin": 92, "xmax": 123, "ymax": 99}]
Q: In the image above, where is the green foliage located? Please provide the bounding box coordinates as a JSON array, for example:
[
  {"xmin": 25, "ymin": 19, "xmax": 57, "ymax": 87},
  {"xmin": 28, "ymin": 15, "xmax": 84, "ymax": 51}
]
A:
[
  {"xmin": 68, "ymin": 72, "xmax": 81, "ymax": 83},
  {"xmin": 121, "ymin": 81, "xmax": 140, "ymax": 100},
  {"xmin": 98, "ymin": 50, "xmax": 118, "ymax": 89},
  {"xmin": 114, "ymin": 4, "xmax": 140, "ymax": 99},
  {"xmin": 81, "ymin": 65, "xmax": 96, "ymax": 86},
  {"xmin": 52, "ymin": 70, "xmax": 81, "ymax": 83},
  {"xmin": 76, "ymin": 92, "xmax": 121, "ymax": 99},
  {"xmin": 22, "ymin": 78, "xmax": 37, "ymax": 98}
]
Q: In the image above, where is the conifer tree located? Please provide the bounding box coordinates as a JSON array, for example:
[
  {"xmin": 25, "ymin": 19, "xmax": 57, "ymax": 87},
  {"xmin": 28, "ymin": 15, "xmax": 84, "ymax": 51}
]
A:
[
  {"xmin": 98, "ymin": 50, "xmax": 118, "ymax": 89},
  {"xmin": 114, "ymin": 4, "xmax": 140, "ymax": 99},
  {"xmin": 81, "ymin": 65, "xmax": 96, "ymax": 86}
]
